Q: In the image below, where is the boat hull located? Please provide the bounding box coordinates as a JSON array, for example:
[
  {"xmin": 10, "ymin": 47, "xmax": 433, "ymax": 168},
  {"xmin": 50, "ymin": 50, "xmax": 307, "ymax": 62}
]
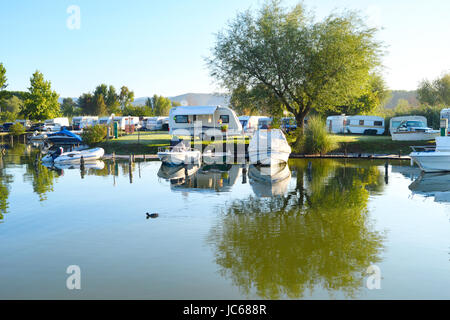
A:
[
  {"xmin": 410, "ymin": 152, "xmax": 450, "ymax": 172},
  {"xmin": 392, "ymin": 131, "xmax": 439, "ymax": 141},
  {"xmin": 54, "ymin": 148, "xmax": 105, "ymax": 164},
  {"xmin": 248, "ymin": 150, "xmax": 290, "ymax": 166},
  {"xmin": 157, "ymin": 151, "xmax": 201, "ymax": 165}
]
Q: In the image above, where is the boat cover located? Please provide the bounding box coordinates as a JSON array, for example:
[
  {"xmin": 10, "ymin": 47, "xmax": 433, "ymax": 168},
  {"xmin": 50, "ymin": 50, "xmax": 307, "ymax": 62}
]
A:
[
  {"xmin": 48, "ymin": 129, "xmax": 82, "ymax": 142},
  {"xmin": 248, "ymin": 129, "xmax": 291, "ymax": 153}
]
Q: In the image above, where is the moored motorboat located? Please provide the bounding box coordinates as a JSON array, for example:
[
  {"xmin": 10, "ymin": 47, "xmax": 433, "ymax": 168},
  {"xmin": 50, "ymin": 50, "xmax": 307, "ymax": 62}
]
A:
[
  {"xmin": 157, "ymin": 143, "xmax": 201, "ymax": 165},
  {"xmin": 410, "ymin": 136, "xmax": 450, "ymax": 172},
  {"xmin": 42, "ymin": 147, "xmax": 104, "ymax": 163},
  {"xmin": 248, "ymin": 129, "xmax": 291, "ymax": 166}
]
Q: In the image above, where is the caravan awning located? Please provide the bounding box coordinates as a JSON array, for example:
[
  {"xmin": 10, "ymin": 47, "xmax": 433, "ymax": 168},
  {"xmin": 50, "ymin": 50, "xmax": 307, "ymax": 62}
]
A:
[{"xmin": 171, "ymin": 106, "xmax": 218, "ymax": 116}]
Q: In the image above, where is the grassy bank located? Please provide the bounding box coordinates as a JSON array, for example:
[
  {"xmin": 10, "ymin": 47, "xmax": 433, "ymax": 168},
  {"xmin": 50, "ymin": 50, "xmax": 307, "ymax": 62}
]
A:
[
  {"xmin": 330, "ymin": 134, "xmax": 435, "ymax": 155},
  {"xmin": 97, "ymin": 131, "xmax": 435, "ymax": 155}
]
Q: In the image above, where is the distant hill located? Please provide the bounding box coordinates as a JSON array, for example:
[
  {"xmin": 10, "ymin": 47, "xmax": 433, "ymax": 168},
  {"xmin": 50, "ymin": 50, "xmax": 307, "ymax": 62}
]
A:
[
  {"xmin": 132, "ymin": 93, "xmax": 230, "ymax": 107},
  {"xmin": 383, "ymin": 90, "xmax": 418, "ymax": 109}
]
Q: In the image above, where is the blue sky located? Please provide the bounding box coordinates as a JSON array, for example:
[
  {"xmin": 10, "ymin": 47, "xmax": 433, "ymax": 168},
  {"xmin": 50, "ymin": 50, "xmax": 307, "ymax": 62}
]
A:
[{"xmin": 1, "ymin": 0, "xmax": 449, "ymax": 98}]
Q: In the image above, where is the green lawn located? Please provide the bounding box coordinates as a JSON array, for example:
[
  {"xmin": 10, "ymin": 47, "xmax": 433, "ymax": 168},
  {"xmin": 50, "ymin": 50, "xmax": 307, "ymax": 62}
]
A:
[
  {"xmin": 330, "ymin": 134, "xmax": 435, "ymax": 154},
  {"xmin": 98, "ymin": 131, "xmax": 436, "ymax": 155}
]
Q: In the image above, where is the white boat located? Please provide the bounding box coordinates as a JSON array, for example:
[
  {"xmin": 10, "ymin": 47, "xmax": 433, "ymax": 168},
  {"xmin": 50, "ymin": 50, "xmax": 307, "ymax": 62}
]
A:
[
  {"xmin": 410, "ymin": 136, "xmax": 450, "ymax": 172},
  {"xmin": 391, "ymin": 119, "xmax": 439, "ymax": 141},
  {"xmin": 248, "ymin": 129, "xmax": 291, "ymax": 165},
  {"xmin": 157, "ymin": 144, "xmax": 201, "ymax": 166},
  {"xmin": 42, "ymin": 147, "xmax": 104, "ymax": 163}
]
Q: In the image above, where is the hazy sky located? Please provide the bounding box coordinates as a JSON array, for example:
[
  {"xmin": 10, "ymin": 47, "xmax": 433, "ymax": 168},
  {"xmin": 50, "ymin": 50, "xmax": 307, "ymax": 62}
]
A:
[{"xmin": 1, "ymin": 0, "xmax": 449, "ymax": 97}]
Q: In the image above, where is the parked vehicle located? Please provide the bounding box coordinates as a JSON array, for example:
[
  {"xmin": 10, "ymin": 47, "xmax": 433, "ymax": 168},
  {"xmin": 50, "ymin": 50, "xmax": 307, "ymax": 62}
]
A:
[
  {"xmin": 281, "ymin": 117, "xmax": 297, "ymax": 133},
  {"xmin": 42, "ymin": 118, "xmax": 70, "ymax": 132},
  {"xmin": 391, "ymin": 119, "xmax": 439, "ymax": 141},
  {"xmin": 410, "ymin": 136, "xmax": 450, "ymax": 172},
  {"xmin": 1, "ymin": 122, "xmax": 14, "ymax": 132},
  {"xmin": 239, "ymin": 116, "xmax": 265, "ymax": 135},
  {"xmin": 72, "ymin": 116, "xmax": 98, "ymax": 130},
  {"xmin": 248, "ymin": 129, "xmax": 292, "ymax": 166},
  {"xmin": 168, "ymin": 105, "xmax": 243, "ymax": 139},
  {"xmin": 146, "ymin": 117, "xmax": 168, "ymax": 131},
  {"xmin": 15, "ymin": 119, "xmax": 31, "ymax": 130},
  {"xmin": 345, "ymin": 115, "xmax": 385, "ymax": 135},
  {"xmin": 326, "ymin": 115, "xmax": 347, "ymax": 134}
]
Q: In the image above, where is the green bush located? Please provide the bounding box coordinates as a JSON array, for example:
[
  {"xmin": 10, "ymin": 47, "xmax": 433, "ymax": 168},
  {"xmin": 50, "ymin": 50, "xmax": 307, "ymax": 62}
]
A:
[
  {"xmin": 81, "ymin": 125, "xmax": 107, "ymax": 145},
  {"xmin": 9, "ymin": 122, "xmax": 25, "ymax": 136},
  {"xmin": 295, "ymin": 116, "xmax": 337, "ymax": 154}
]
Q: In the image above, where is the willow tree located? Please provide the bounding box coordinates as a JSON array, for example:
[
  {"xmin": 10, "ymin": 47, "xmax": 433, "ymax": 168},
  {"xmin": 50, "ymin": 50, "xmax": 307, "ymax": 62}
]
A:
[{"xmin": 207, "ymin": 1, "xmax": 382, "ymax": 142}]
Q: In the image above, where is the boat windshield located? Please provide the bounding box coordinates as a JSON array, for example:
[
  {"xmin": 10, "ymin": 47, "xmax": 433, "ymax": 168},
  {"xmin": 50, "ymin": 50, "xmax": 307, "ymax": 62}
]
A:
[{"xmin": 405, "ymin": 121, "xmax": 425, "ymax": 127}]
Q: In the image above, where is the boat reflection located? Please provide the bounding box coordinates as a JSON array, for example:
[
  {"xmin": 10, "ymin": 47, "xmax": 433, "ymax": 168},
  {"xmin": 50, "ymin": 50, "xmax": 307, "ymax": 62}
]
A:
[
  {"xmin": 42, "ymin": 160, "xmax": 105, "ymax": 170},
  {"xmin": 409, "ymin": 172, "xmax": 450, "ymax": 202},
  {"xmin": 248, "ymin": 163, "xmax": 291, "ymax": 197},
  {"xmin": 169, "ymin": 163, "xmax": 241, "ymax": 193},
  {"xmin": 157, "ymin": 163, "xmax": 200, "ymax": 185}
]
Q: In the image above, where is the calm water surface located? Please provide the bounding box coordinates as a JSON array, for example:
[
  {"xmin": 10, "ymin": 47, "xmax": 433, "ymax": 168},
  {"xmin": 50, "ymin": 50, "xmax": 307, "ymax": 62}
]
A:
[{"xmin": 0, "ymin": 144, "xmax": 449, "ymax": 299}]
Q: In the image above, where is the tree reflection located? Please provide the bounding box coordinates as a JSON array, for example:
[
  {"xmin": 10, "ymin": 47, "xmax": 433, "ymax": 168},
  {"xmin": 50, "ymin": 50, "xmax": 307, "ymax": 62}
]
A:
[
  {"xmin": 23, "ymin": 150, "xmax": 61, "ymax": 201},
  {"xmin": 0, "ymin": 168, "xmax": 13, "ymax": 221},
  {"xmin": 207, "ymin": 159, "xmax": 385, "ymax": 299}
]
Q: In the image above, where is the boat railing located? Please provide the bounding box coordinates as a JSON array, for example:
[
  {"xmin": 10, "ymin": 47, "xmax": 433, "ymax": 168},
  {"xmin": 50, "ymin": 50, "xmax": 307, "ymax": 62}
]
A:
[
  {"xmin": 410, "ymin": 146, "xmax": 436, "ymax": 152},
  {"xmin": 158, "ymin": 146, "xmax": 196, "ymax": 153}
]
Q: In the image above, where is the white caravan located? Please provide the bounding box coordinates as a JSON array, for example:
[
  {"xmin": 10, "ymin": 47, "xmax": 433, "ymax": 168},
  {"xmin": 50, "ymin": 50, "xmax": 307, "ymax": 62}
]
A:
[
  {"xmin": 98, "ymin": 115, "xmax": 114, "ymax": 126},
  {"xmin": 72, "ymin": 116, "xmax": 98, "ymax": 130},
  {"xmin": 326, "ymin": 115, "xmax": 347, "ymax": 134},
  {"xmin": 168, "ymin": 105, "xmax": 243, "ymax": 138},
  {"xmin": 146, "ymin": 117, "xmax": 168, "ymax": 131},
  {"xmin": 345, "ymin": 115, "xmax": 385, "ymax": 135},
  {"xmin": 238, "ymin": 116, "xmax": 266, "ymax": 135},
  {"xmin": 113, "ymin": 116, "xmax": 140, "ymax": 130},
  {"xmin": 43, "ymin": 117, "xmax": 70, "ymax": 132}
]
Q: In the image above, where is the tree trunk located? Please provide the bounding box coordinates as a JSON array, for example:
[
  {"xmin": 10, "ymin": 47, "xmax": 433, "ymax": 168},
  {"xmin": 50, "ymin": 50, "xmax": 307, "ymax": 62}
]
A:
[{"xmin": 293, "ymin": 113, "xmax": 307, "ymax": 150}]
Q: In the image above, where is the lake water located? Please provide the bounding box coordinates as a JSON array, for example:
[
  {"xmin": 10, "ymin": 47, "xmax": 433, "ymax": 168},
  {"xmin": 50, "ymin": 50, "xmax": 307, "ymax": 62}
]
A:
[{"xmin": 0, "ymin": 144, "xmax": 449, "ymax": 299}]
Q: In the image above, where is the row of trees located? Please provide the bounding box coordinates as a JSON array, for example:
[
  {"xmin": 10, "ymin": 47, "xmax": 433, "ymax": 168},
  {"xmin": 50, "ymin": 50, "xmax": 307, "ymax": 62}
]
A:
[{"xmin": 0, "ymin": 63, "xmax": 177, "ymax": 121}]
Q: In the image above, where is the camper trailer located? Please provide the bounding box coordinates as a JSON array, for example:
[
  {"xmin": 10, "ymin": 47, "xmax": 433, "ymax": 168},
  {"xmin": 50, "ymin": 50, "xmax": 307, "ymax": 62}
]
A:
[
  {"xmin": 168, "ymin": 105, "xmax": 243, "ymax": 138},
  {"xmin": 146, "ymin": 117, "xmax": 168, "ymax": 131},
  {"xmin": 42, "ymin": 117, "xmax": 70, "ymax": 132},
  {"xmin": 113, "ymin": 116, "xmax": 140, "ymax": 130},
  {"xmin": 345, "ymin": 115, "xmax": 385, "ymax": 135},
  {"xmin": 72, "ymin": 116, "xmax": 98, "ymax": 130},
  {"xmin": 98, "ymin": 116, "xmax": 114, "ymax": 126},
  {"xmin": 238, "ymin": 116, "xmax": 266, "ymax": 135},
  {"xmin": 326, "ymin": 115, "xmax": 346, "ymax": 134}
]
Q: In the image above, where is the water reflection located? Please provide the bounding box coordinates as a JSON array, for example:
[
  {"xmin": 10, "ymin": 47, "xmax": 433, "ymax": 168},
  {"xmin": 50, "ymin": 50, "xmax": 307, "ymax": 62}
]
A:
[
  {"xmin": 409, "ymin": 172, "xmax": 450, "ymax": 203},
  {"xmin": 248, "ymin": 164, "xmax": 291, "ymax": 197},
  {"xmin": 167, "ymin": 164, "xmax": 242, "ymax": 193},
  {"xmin": 207, "ymin": 159, "xmax": 386, "ymax": 299}
]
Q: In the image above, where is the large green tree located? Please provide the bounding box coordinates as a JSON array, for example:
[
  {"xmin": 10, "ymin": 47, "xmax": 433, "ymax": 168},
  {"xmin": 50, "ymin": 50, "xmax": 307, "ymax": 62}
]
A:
[
  {"xmin": 208, "ymin": 1, "xmax": 382, "ymax": 142},
  {"xmin": 150, "ymin": 94, "xmax": 172, "ymax": 116},
  {"xmin": 417, "ymin": 73, "xmax": 450, "ymax": 106},
  {"xmin": 119, "ymin": 86, "xmax": 134, "ymax": 110},
  {"xmin": 0, "ymin": 63, "xmax": 7, "ymax": 91},
  {"xmin": 61, "ymin": 97, "xmax": 79, "ymax": 116},
  {"xmin": 21, "ymin": 71, "xmax": 60, "ymax": 120}
]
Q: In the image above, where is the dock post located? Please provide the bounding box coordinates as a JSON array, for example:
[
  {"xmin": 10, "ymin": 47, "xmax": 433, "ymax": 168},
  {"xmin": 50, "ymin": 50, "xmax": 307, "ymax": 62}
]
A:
[
  {"xmin": 242, "ymin": 165, "xmax": 247, "ymax": 184},
  {"xmin": 223, "ymin": 134, "xmax": 227, "ymax": 164},
  {"xmin": 384, "ymin": 161, "xmax": 389, "ymax": 184},
  {"xmin": 398, "ymin": 150, "xmax": 401, "ymax": 158},
  {"xmin": 112, "ymin": 152, "xmax": 115, "ymax": 162},
  {"xmin": 234, "ymin": 137, "xmax": 238, "ymax": 163}
]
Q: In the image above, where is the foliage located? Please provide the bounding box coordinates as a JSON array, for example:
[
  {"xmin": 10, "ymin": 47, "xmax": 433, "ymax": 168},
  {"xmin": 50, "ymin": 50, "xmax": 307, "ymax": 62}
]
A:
[
  {"xmin": 21, "ymin": 71, "xmax": 60, "ymax": 120},
  {"xmin": 230, "ymin": 84, "xmax": 283, "ymax": 116},
  {"xmin": 332, "ymin": 73, "xmax": 391, "ymax": 116},
  {"xmin": 122, "ymin": 104, "xmax": 153, "ymax": 117},
  {"xmin": 0, "ymin": 111, "xmax": 17, "ymax": 122},
  {"xmin": 146, "ymin": 95, "xmax": 173, "ymax": 116},
  {"xmin": 0, "ymin": 63, "xmax": 7, "ymax": 90},
  {"xmin": 208, "ymin": 0, "xmax": 383, "ymax": 141},
  {"xmin": 81, "ymin": 124, "xmax": 107, "ymax": 145},
  {"xmin": 417, "ymin": 73, "xmax": 450, "ymax": 106},
  {"xmin": 61, "ymin": 97, "xmax": 79, "ymax": 116},
  {"xmin": 119, "ymin": 86, "xmax": 135, "ymax": 109},
  {"xmin": 295, "ymin": 116, "xmax": 337, "ymax": 154},
  {"xmin": 93, "ymin": 94, "xmax": 108, "ymax": 115},
  {"xmin": 9, "ymin": 122, "xmax": 25, "ymax": 136}
]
